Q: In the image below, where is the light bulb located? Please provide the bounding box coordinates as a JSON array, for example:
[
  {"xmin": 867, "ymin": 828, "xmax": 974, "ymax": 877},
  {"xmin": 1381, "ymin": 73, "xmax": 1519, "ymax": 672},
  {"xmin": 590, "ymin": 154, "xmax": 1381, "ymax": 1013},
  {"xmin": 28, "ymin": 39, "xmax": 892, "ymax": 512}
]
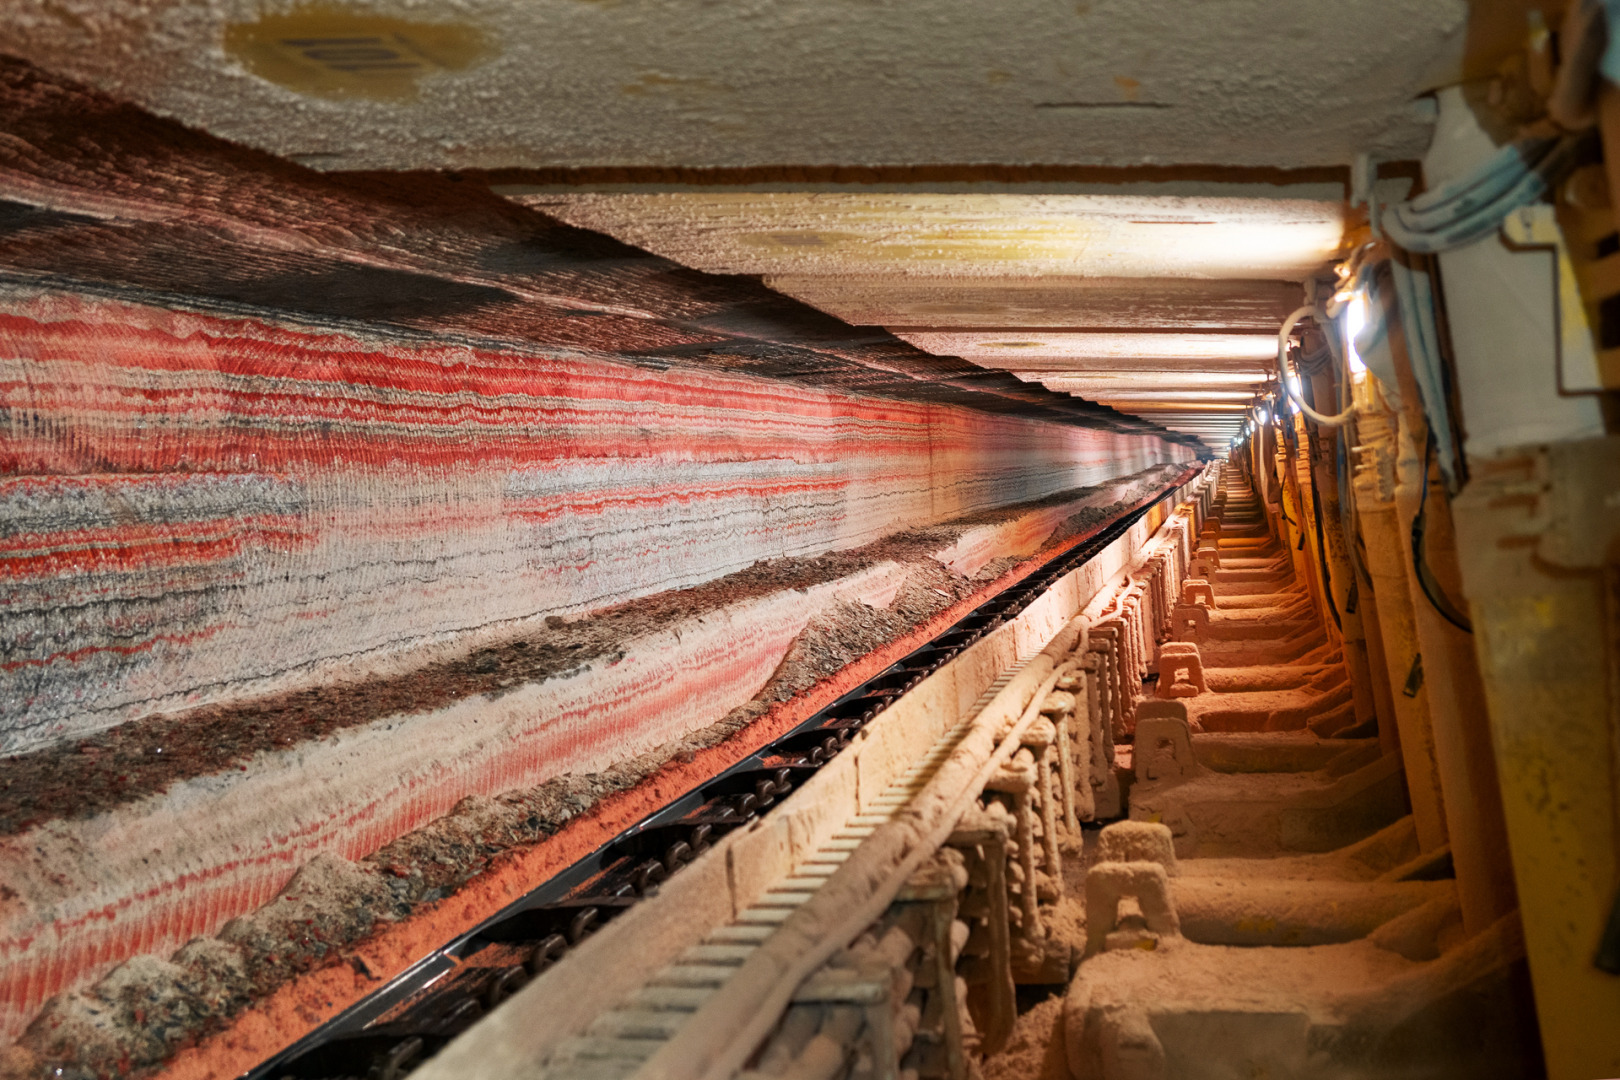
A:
[{"xmin": 1345, "ymin": 290, "xmax": 1368, "ymax": 374}]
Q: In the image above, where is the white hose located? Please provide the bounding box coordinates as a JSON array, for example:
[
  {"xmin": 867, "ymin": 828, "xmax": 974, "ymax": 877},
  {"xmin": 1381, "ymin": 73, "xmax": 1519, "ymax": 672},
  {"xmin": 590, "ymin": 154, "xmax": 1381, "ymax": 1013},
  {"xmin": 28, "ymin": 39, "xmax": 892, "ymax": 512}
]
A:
[{"xmin": 1277, "ymin": 304, "xmax": 1357, "ymax": 428}]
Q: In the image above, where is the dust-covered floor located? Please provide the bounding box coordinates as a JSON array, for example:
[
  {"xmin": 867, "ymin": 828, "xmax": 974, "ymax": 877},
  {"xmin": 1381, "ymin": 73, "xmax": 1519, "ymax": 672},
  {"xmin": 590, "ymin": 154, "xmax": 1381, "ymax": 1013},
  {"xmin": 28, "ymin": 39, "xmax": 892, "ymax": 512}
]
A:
[
  {"xmin": 980, "ymin": 825, "xmax": 1101, "ymax": 1080},
  {"xmin": 982, "ymin": 994, "xmax": 1071, "ymax": 1080}
]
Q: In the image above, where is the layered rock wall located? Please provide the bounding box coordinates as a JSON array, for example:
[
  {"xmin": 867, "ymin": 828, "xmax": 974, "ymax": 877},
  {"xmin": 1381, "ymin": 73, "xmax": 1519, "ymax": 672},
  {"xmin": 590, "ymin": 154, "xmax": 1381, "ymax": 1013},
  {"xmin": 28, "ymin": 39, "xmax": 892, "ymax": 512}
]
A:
[
  {"xmin": 2, "ymin": 286, "xmax": 1186, "ymax": 756},
  {"xmin": 0, "ymin": 292, "xmax": 1189, "ymax": 1042}
]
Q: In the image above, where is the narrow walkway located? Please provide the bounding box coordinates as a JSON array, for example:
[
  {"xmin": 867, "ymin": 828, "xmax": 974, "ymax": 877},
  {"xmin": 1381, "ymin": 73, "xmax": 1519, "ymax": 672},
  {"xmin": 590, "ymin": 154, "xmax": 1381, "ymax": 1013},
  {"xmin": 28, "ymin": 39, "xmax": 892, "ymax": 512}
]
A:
[{"xmin": 996, "ymin": 467, "xmax": 1538, "ymax": 1080}]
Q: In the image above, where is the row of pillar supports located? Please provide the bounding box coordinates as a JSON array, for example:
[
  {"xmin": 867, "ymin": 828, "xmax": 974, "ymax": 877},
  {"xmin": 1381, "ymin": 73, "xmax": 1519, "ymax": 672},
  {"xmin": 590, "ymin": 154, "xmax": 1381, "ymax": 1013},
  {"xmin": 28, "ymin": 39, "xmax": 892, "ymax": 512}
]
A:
[{"xmin": 1231, "ymin": 175, "xmax": 1620, "ymax": 1070}]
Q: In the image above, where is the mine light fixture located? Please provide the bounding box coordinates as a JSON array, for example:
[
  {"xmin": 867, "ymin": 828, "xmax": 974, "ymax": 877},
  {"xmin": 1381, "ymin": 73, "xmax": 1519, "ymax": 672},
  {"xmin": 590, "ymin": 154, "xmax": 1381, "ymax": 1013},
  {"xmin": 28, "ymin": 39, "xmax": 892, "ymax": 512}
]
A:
[{"xmin": 1343, "ymin": 287, "xmax": 1369, "ymax": 374}]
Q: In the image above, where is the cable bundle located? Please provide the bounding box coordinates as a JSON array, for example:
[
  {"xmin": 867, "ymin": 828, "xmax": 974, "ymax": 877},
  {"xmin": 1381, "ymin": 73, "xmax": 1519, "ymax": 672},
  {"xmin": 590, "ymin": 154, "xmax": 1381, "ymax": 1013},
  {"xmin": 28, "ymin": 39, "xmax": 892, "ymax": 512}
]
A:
[{"xmin": 1380, "ymin": 133, "xmax": 1588, "ymax": 253}]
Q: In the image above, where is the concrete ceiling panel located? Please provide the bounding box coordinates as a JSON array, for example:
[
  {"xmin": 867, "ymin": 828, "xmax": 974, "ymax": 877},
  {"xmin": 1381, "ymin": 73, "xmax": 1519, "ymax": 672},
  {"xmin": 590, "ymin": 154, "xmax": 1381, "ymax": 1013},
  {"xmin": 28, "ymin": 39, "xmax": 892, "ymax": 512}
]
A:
[
  {"xmin": 891, "ymin": 330, "xmax": 1280, "ymax": 364},
  {"xmin": 521, "ymin": 192, "xmax": 1345, "ymax": 281},
  {"xmin": 0, "ymin": 0, "xmax": 1464, "ymax": 172},
  {"xmin": 1088, "ymin": 390, "xmax": 1259, "ymax": 401},
  {"xmin": 1018, "ymin": 371, "xmax": 1270, "ymax": 388},
  {"xmin": 761, "ymin": 276, "xmax": 1305, "ymax": 331}
]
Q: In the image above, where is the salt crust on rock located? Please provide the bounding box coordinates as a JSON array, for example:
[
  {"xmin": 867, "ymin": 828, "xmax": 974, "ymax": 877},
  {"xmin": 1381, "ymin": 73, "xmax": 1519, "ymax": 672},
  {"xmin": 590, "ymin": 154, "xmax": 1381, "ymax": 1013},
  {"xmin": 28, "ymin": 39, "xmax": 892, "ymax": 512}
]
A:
[{"xmin": 0, "ymin": 469, "xmax": 1188, "ymax": 1077}]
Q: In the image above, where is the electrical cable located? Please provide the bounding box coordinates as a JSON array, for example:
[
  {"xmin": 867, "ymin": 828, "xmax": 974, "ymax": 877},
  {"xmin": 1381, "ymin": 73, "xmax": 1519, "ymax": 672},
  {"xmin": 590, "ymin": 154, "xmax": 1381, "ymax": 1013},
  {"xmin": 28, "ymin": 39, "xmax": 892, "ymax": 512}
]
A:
[
  {"xmin": 1323, "ymin": 243, "xmax": 1378, "ymax": 319},
  {"xmin": 1278, "ymin": 495, "xmax": 1296, "ymax": 529},
  {"xmin": 1312, "ymin": 320, "xmax": 1358, "ymax": 628},
  {"xmin": 1271, "ymin": 393, "xmax": 1297, "ymax": 531},
  {"xmin": 1308, "ymin": 441, "xmax": 1343, "ymax": 631},
  {"xmin": 1273, "ymin": 396, "xmax": 1310, "ymax": 560},
  {"xmin": 1386, "ymin": 256, "xmax": 1466, "ymax": 495},
  {"xmin": 1251, "ymin": 400, "xmax": 1271, "ymax": 509},
  {"xmin": 1381, "ymin": 133, "xmax": 1588, "ymax": 253},
  {"xmin": 1323, "ymin": 256, "xmax": 1376, "ymax": 592},
  {"xmin": 1411, "ymin": 430, "xmax": 1474, "ymax": 633},
  {"xmin": 1329, "ymin": 313, "xmax": 1370, "ymax": 589},
  {"xmin": 1399, "ymin": 136, "xmax": 1553, "ymax": 226},
  {"xmin": 1277, "ymin": 305, "xmax": 1358, "ymax": 427}
]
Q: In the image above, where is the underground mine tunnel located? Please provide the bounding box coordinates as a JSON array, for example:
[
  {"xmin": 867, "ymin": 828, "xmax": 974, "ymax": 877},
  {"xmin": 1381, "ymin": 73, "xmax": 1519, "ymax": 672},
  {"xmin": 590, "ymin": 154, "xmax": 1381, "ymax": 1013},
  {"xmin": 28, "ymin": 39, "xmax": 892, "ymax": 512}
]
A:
[{"xmin": 3, "ymin": 3, "xmax": 1620, "ymax": 1079}]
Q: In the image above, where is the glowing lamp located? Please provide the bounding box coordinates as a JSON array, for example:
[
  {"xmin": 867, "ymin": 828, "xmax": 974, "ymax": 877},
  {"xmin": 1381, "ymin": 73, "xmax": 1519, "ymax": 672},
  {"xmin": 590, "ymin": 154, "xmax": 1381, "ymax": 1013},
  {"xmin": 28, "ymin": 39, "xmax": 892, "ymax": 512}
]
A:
[{"xmin": 1345, "ymin": 290, "xmax": 1369, "ymax": 375}]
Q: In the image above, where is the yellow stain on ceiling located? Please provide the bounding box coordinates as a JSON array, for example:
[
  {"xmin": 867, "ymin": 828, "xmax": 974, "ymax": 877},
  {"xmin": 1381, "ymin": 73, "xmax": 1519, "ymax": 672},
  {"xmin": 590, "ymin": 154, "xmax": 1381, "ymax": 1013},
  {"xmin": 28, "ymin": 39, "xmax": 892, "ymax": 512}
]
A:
[
  {"xmin": 532, "ymin": 192, "xmax": 1344, "ymax": 280},
  {"xmin": 894, "ymin": 330, "xmax": 1279, "ymax": 363},
  {"xmin": 1026, "ymin": 371, "xmax": 1268, "ymax": 386},
  {"xmin": 225, "ymin": 5, "xmax": 490, "ymax": 101},
  {"xmin": 758, "ymin": 275, "xmax": 1303, "ymax": 331},
  {"xmin": 1096, "ymin": 401, "xmax": 1251, "ymax": 411},
  {"xmin": 1091, "ymin": 390, "xmax": 1259, "ymax": 400}
]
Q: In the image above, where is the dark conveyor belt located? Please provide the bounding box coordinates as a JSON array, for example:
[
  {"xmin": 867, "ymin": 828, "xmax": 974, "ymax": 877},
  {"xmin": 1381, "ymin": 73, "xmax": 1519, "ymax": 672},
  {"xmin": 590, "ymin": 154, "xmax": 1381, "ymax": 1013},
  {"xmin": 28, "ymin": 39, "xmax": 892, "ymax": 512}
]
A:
[{"xmin": 252, "ymin": 468, "xmax": 1197, "ymax": 1080}]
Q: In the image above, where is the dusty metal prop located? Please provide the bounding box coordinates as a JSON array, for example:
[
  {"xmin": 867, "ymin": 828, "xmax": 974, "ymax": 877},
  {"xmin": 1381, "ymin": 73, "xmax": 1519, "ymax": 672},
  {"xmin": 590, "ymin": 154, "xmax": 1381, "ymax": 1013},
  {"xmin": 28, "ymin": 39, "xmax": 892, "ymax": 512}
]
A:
[{"xmin": 248, "ymin": 470, "xmax": 1200, "ymax": 1080}]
